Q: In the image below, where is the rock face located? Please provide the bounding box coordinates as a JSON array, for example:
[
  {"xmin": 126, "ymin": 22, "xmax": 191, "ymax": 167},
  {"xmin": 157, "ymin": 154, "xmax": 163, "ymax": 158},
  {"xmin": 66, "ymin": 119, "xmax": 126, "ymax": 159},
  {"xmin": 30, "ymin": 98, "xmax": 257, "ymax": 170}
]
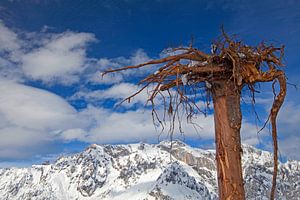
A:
[{"xmin": 0, "ymin": 141, "xmax": 299, "ymax": 200}]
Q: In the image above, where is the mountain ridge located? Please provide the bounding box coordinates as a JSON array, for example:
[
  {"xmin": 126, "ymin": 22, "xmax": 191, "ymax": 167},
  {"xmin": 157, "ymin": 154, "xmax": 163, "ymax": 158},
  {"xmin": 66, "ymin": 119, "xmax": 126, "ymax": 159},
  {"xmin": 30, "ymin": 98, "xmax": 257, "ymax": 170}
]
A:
[{"xmin": 0, "ymin": 140, "xmax": 299, "ymax": 200}]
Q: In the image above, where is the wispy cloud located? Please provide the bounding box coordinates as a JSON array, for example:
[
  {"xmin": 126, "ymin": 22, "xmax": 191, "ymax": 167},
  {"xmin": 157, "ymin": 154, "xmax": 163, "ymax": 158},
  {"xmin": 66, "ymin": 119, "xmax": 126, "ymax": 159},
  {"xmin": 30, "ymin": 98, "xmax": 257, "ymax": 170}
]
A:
[
  {"xmin": 70, "ymin": 82, "xmax": 150, "ymax": 108},
  {"xmin": 87, "ymin": 49, "xmax": 153, "ymax": 85},
  {"xmin": 0, "ymin": 21, "xmax": 96, "ymax": 85},
  {"xmin": 0, "ymin": 20, "xmax": 20, "ymax": 54},
  {"xmin": 21, "ymin": 32, "xmax": 96, "ymax": 84}
]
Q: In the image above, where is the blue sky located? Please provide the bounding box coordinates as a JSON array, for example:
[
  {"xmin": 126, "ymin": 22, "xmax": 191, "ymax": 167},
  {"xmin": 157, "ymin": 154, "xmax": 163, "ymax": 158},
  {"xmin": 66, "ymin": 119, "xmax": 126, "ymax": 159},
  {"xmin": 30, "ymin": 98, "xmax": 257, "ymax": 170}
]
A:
[{"xmin": 0, "ymin": 0, "xmax": 299, "ymax": 167}]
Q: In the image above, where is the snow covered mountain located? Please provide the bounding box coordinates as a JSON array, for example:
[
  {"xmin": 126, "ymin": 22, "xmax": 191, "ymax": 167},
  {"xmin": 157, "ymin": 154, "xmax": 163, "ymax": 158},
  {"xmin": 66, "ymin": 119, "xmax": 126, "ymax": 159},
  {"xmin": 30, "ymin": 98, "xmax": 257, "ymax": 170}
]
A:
[{"xmin": 0, "ymin": 141, "xmax": 299, "ymax": 200}]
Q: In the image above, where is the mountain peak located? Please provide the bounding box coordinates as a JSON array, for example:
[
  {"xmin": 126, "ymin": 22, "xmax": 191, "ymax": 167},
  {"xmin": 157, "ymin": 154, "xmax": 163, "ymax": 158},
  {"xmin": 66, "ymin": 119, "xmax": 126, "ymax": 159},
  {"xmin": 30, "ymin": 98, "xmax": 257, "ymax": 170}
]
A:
[{"xmin": 159, "ymin": 139, "xmax": 188, "ymax": 147}]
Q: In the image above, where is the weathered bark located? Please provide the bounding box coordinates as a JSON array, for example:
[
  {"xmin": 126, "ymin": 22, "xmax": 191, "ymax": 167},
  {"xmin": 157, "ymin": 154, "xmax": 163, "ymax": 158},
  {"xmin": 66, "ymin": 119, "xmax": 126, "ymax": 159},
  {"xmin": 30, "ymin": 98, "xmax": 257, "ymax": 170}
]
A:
[
  {"xmin": 212, "ymin": 80, "xmax": 245, "ymax": 200},
  {"xmin": 103, "ymin": 33, "xmax": 286, "ymax": 200}
]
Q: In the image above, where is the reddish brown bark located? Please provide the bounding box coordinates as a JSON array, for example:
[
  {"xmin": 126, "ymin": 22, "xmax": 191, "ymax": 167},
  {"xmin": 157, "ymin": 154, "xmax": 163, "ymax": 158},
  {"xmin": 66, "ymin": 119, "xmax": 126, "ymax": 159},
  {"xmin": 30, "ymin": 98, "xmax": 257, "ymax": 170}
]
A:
[
  {"xmin": 103, "ymin": 33, "xmax": 286, "ymax": 200},
  {"xmin": 212, "ymin": 80, "xmax": 245, "ymax": 200}
]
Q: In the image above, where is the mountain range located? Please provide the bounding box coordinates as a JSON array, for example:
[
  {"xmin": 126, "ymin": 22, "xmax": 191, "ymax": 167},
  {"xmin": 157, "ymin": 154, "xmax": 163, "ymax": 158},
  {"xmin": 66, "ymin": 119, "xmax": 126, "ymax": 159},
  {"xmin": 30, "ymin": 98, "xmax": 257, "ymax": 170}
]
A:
[{"xmin": 0, "ymin": 140, "xmax": 299, "ymax": 200}]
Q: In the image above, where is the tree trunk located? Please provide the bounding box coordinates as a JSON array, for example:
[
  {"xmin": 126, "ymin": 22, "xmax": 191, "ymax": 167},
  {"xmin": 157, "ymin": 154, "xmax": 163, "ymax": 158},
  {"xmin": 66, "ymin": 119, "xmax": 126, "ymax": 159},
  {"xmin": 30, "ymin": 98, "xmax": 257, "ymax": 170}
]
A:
[{"xmin": 212, "ymin": 80, "xmax": 245, "ymax": 200}]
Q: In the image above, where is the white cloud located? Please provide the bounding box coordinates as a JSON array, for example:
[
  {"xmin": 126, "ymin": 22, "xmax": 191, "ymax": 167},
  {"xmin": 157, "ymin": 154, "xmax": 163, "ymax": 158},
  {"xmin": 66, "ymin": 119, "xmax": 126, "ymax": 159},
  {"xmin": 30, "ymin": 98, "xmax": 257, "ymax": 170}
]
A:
[
  {"xmin": 240, "ymin": 98, "xmax": 300, "ymax": 159},
  {"xmin": 0, "ymin": 127, "xmax": 45, "ymax": 148},
  {"xmin": 279, "ymin": 136, "xmax": 300, "ymax": 160},
  {"xmin": 65, "ymin": 105, "xmax": 216, "ymax": 144},
  {"xmin": 70, "ymin": 83, "xmax": 150, "ymax": 107},
  {"xmin": 240, "ymin": 120, "xmax": 268, "ymax": 146},
  {"xmin": 97, "ymin": 57, "xmax": 121, "ymax": 69},
  {"xmin": 241, "ymin": 98, "xmax": 300, "ymax": 159},
  {"xmin": 21, "ymin": 32, "xmax": 96, "ymax": 84},
  {"xmin": 275, "ymin": 101, "xmax": 300, "ymax": 159},
  {"xmin": 130, "ymin": 48, "xmax": 151, "ymax": 65},
  {"xmin": 87, "ymin": 58, "xmax": 124, "ymax": 85},
  {"xmin": 0, "ymin": 20, "xmax": 21, "ymax": 54},
  {"xmin": 278, "ymin": 101, "xmax": 300, "ymax": 133},
  {"xmin": 0, "ymin": 21, "xmax": 24, "ymax": 81},
  {"xmin": 0, "ymin": 20, "xmax": 97, "ymax": 85},
  {"xmin": 88, "ymin": 49, "xmax": 154, "ymax": 85},
  {"xmin": 0, "ymin": 81, "xmax": 83, "ymax": 130},
  {"xmin": 0, "ymin": 80, "xmax": 86, "ymax": 159},
  {"xmin": 79, "ymin": 107, "xmax": 159, "ymax": 143},
  {"xmin": 99, "ymin": 48, "xmax": 151, "ymax": 70},
  {"xmin": 88, "ymin": 71, "xmax": 124, "ymax": 85},
  {"xmin": 61, "ymin": 128, "xmax": 87, "ymax": 141}
]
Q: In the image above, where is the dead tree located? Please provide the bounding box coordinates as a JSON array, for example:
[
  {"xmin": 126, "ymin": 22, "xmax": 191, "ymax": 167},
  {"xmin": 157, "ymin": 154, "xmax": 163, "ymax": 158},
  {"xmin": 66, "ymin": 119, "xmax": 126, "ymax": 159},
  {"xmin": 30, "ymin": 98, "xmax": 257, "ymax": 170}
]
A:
[{"xmin": 103, "ymin": 30, "xmax": 286, "ymax": 200}]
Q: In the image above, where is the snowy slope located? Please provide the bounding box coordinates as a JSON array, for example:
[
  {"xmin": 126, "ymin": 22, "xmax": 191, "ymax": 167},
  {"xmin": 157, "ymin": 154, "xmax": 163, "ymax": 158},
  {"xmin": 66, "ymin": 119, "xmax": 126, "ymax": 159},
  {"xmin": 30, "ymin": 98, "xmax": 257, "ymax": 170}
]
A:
[{"xmin": 0, "ymin": 141, "xmax": 299, "ymax": 200}]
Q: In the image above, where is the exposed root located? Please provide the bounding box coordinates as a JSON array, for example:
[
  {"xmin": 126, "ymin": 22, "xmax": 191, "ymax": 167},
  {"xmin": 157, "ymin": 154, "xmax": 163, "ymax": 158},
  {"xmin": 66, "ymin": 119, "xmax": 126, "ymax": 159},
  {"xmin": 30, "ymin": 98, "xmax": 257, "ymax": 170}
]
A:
[
  {"xmin": 103, "ymin": 29, "xmax": 287, "ymax": 200},
  {"xmin": 270, "ymin": 74, "xmax": 286, "ymax": 199}
]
